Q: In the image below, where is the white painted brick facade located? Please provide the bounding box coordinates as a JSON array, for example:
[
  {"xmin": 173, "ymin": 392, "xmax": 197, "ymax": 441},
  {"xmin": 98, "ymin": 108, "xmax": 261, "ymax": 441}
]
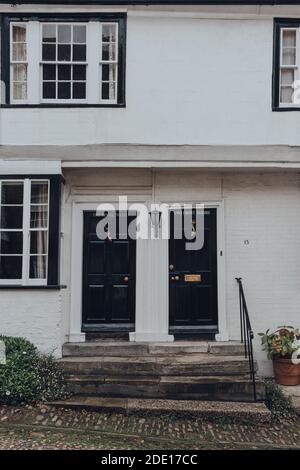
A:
[
  {"xmin": 0, "ymin": 6, "xmax": 299, "ymax": 147},
  {"xmin": 224, "ymin": 173, "xmax": 300, "ymax": 375},
  {"xmin": 0, "ymin": 4, "xmax": 300, "ymax": 375},
  {"xmin": 1, "ymin": 170, "xmax": 299, "ymax": 373},
  {"xmin": 0, "ymin": 290, "xmax": 63, "ymax": 357}
]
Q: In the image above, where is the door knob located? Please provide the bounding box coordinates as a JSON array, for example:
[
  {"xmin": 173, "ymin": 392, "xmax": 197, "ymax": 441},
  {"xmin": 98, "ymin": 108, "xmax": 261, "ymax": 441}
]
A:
[
  {"xmin": 169, "ymin": 264, "xmax": 174, "ymax": 271},
  {"xmin": 124, "ymin": 276, "xmax": 129, "ymax": 282},
  {"xmin": 175, "ymin": 276, "xmax": 180, "ymax": 281}
]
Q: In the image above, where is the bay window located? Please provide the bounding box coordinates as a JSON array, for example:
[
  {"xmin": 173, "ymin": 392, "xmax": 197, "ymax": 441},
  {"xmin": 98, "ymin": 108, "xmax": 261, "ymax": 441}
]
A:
[
  {"xmin": 2, "ymin": 14, "xmax": 126, "ymax": 106},
  {"xmin": 0, "ymin": 176, "xmax": 61, "ymax": 286}
]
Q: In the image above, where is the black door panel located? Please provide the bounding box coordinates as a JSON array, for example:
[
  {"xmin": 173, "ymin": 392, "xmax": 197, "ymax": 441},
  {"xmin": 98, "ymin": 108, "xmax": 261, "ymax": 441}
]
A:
[
  {"xmin": 169, "ymin": 208, "xmax": 218, "ymax": 333},
  {"xmin": 82, "ymin": 212, "xmax": 136, "ymax": 330}
]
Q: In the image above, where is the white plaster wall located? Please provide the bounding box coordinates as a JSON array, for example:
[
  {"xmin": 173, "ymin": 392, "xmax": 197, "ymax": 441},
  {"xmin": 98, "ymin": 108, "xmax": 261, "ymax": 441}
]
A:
[
  {"xmin": 0, "ymin": 10, "xmax": 299, "ymax": 146},
  {"xmin": 0, "ymin": 290, "xmax": 63, "ymax": 357}
]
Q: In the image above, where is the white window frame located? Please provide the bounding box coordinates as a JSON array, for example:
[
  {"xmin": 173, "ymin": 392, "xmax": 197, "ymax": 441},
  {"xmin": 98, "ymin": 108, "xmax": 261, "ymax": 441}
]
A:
[
  {"xmin": 0, "ymin": 178, "xmax": 50, "ymax": 286},
  {"xmin": 40, "ymin": 22, "xmax": 88, "ymax": 104},
  {"xmin": 10, "ymin": 22, "xmax": 29, "ymax": 105},
  {"xmin": 100, "ymin": 22, "xmax": 118, "ymax": 105},
  {"xmin": 9, "ymin": 20, "xmax": 120, "ymax": 105},
  {"xmin": 279, "ymin": 27, "xmax": 300, "ymax": 108}
]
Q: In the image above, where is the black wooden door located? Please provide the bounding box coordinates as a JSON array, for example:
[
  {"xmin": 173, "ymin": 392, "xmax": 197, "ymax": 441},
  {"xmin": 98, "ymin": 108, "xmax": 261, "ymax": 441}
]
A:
[
  {"xmin": 169, "ymin": 208, "xmax": 218, "ymax": 334},
  {"xmin": 82, "ymin": 212, "xmax": 136, "ymax": 331}
]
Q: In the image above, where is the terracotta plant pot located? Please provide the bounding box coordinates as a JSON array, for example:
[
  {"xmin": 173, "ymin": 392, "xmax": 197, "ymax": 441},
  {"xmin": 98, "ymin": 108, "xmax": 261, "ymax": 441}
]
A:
[{"xmin": 273, "ymin": 357, "xmax": 300, "ymax": 386}]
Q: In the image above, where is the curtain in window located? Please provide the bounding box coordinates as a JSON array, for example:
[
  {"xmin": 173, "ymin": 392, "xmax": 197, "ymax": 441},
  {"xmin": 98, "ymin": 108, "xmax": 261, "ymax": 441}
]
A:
[
  {"xmin": 30, "ymin": 182, "xmax": 48, "ymax": 279},
  {"xmin": 12, "ymin": 24, "xmax": 28, "ymax": 100}
]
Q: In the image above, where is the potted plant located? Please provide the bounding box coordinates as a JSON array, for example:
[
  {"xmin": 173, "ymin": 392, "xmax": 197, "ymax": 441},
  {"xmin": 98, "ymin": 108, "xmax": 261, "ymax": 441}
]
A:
[{"xmin": 259, "ymin": 326, "xmax": 300, "ymax": 386}]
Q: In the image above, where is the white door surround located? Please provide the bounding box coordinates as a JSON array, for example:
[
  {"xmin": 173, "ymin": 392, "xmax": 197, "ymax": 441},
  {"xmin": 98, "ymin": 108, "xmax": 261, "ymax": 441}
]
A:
[{"xmin": 68, "ymin": 199, "xmax": 228, "ymax": 343}]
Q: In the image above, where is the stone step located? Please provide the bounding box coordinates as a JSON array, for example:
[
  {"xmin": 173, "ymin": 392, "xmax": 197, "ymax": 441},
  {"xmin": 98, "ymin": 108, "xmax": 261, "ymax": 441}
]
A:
[
  {"xmin": 58, "ymin": 355, "xmax": 255, "ymax": 377},
  {"xmin": 64, "ymin": 374, "xmax": 265, "ymax": 402},
  {"xmin": 62, "ymin": 341, "xmax": 245, "ymax": 358},
  {"xmin": 47, "ymin": 396, "xmax": 271, "ymax": 423}
]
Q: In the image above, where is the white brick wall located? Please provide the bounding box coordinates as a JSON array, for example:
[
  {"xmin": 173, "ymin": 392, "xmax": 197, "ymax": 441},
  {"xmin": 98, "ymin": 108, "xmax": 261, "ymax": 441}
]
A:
[
  {"xmin": 0, "ymin": 290, "xmax": 63, "ymax": 357},
  {"xmin": 224, "ymin": 173, "xmax": 300, "ymax": 375},
  {"xmin": 1, "ymin": 170, "xmax": 299, "ymax": 374}
]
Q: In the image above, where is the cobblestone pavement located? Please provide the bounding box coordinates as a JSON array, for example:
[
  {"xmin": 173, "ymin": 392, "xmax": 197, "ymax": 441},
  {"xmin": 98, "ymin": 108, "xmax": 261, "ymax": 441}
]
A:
[{"xmin": 0, "ymin": 405, "xmax": 299, "ymax": 450}]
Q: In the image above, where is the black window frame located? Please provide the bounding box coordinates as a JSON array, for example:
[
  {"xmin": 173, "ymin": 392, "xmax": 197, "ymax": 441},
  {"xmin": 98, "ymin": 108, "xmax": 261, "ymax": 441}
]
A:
[
  {"xmin": 0, "ymin": 174, "xmax": 62, "ymax": 288},
  {"xmin": 273, "ymin": 18, "xmax": 300, "ymax": 112},
  {"xmin": 0, "ymin": 12, "xmax": 127, "ymax": 108}
]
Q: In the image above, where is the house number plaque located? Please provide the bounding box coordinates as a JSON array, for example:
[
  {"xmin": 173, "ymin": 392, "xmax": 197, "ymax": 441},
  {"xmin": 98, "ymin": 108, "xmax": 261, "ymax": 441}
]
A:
[{"xmin": 184, "ymin": 274, "xmax": 201, "ymax": 282}]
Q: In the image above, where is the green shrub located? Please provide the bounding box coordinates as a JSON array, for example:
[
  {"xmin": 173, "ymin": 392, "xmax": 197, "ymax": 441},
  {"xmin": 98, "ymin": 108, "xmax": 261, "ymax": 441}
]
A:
[
  {"xmin": 265, "ymin": 379, "xmax": 294, "ymax": 419},
  {"xmin": 0, "ymin": 335, "xmax": 67, "ymax": 405}
]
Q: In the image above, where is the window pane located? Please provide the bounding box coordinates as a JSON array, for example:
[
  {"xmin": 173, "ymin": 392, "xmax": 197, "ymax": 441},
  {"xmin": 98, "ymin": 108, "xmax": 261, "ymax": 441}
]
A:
[
  {"xmin": 58, "ymin": 25, "xmax": 71, "ymax": 43},
  {"xmin": 13, "ymin": 83, "xmax": 27, "ymax": 101},
  {"xmin": 102, "ymin": 82, "xmax": 116, "ymax": 100},
  {"xmin": 42, "ymin": 44, "xmax": 56, "ymax": 61},
  {"xmin": 12, "ymin": 64, "xmax": 27, "ymax": 82},
  {"xmin": 58, "ymin": 82, "xmax": 71, "ymax": 99},
  {"xmin": 58, "ymin": 65, "xmax": 71, "ymax": 81},
  {"xmin": 12, "ymin": 43, "xmax": 27, "ymax": 61},
  {"xmin": 30, "ymin": 205, "xmax": 48, "ymax": 229},
  {"xmin": 281, "ymin": 68, "xmax": 295, "ymax": 86},
  {"xmin": 31, "ymin": 182, "xmax": 48, "ymax": 204},
  {"xmin": 43, "ymin": 82, "xmax": 56, "ymax": 99},
  {"xmin": 43, "ymin": 24, "xmax": 56, "ymax": 43},
  {"xmin": 43, "ymin": 64, "xmax": 56, "ymax": 81},
  {"xmin": 282, "ymin": 30, "xmax": 296, "ymax": 48},
  {"xmin": 102, "ymin": 43, "xmax": 116, "ymax": 61},
  {"xmin": 0, "ymin": 206, "xmax": 23, "ymax": 229},
  {"xmin": 73, "ymin": 25, "xmax": 86, "ymax": 44},
  {"xmin": 73, "ymin": 65, "xmax": 86, "ymax": 81},
  {"xmin": 102, "ymin": 64, "xmax": 117, "ymax": 82},
  {"xmin": 73, "ymin": 44, "xmax": 86, "ymax": 62},
  {"xmin": 12, "ymin": 25, "xmax": 26, "ymax": 43},
  {"xmin": 282, "ymin": 48, "xmax": 296, "ymax": 66},
  {"xmin": 73, "ymin": 82, "xmax": 86, "ymax": 99},
  {"xmin": 0, "ymin": 256, "xmax": 22, "ymax": 279},
  {"xmin": 58, "ymin": 44, "xmax": 71, "ymax": 61},
  {"xmin": 30, "ymin": 256, "xmax": 47, "ymax": 279},
  {"xmin": 280, "ymin": 87, "xmax": 294, "ymax": 103},
  {"xmin": 30, "ymin": 231, "xmax": 48, "ymax": 255},
  {"xmin": 102, "ymin": 24, "xmax": 117, "ymax": 43},
  {"xmin": 0, "ymin": 232, "xmax": 23, "ymax": 255},
  {"xmin": 1, "ymin": 182, "xmax": 23, "ymax": 205}
]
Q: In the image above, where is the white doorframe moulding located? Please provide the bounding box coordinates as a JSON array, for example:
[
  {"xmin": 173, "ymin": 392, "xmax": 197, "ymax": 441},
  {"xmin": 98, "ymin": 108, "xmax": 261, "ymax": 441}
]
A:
[
  {"xmin": 68, "ymin": 198, "xmax": 228, "ymax": 343},
  {"xmin": 156, "ymin": 200, "xmax": 228, "ymax": 343}
]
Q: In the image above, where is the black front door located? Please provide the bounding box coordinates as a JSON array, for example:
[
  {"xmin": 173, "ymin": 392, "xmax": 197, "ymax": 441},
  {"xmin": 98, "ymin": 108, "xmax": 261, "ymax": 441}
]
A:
[
  {"xmin": 82, "ymin": 211, "xmax": 136, "ymax": 331},
  {"xmin": 169, "ymin": 208, "xmax": 218, "ymax": 335}
]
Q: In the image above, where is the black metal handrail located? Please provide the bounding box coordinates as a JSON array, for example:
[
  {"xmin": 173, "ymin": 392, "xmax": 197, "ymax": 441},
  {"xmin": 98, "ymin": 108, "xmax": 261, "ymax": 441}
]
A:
[{"xmin": 235, "ymin": 277, "xmax": 257, "ymax": 401}]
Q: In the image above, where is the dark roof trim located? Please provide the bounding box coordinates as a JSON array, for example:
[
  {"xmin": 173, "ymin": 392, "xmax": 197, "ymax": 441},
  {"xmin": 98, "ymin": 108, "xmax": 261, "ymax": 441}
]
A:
[{"xmin": 2, "ymin": 1, "xmax": 300, "ymax": 5}]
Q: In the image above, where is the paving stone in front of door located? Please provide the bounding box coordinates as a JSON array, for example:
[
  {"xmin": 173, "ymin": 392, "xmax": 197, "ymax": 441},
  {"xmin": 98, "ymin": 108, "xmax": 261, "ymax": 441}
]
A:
[{"xmin": 0, "ymin": 404, "xmax": 299, "ymax": 450}]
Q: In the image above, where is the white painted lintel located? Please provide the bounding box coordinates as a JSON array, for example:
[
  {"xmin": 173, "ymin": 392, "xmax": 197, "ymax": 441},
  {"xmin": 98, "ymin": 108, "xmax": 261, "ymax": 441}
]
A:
[{"xmin": 61, "ymin": 160, "xmax": 300, "ymax": 170}]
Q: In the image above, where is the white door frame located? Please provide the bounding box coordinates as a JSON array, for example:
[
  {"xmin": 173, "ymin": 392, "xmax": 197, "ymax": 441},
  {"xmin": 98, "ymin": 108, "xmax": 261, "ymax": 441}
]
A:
[
  {"xmin": 68, "ymin": 198, "xmax": 228, "ymax": 343},
  {"xmin": 161, "ymin": 200, "xmax": 228, "ymax": 342},
  {"xmin": 68, "ymin": 197, "xmax": 149, "ymax": 343}
]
